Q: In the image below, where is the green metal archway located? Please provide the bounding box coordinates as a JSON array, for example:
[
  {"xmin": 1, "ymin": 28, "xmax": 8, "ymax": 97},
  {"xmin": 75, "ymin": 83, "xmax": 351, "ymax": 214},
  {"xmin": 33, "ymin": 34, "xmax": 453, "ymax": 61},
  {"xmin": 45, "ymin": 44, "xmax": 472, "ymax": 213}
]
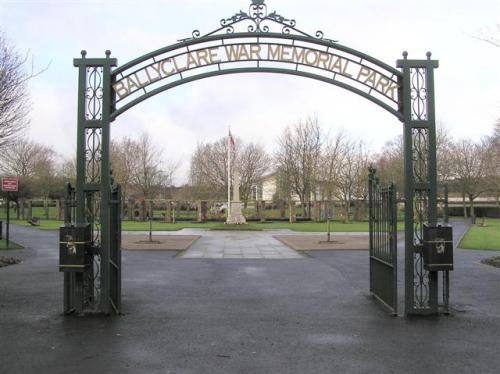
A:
[
  {"xmin": 109, "ymin": 32, "xmax": 403, "ymax": 120},
  {"xmin": 61, "ymin": 0, "xmax": 450, "ymax": 317}
]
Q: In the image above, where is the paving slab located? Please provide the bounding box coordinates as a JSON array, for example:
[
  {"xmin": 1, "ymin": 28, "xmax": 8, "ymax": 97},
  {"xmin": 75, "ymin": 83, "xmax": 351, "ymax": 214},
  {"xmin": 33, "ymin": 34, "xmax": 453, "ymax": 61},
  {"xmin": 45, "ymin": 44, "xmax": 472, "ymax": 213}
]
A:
[
  {"xmin": 275, "ymin": 234, "xmax": 369, "ymax": 250},
  {"xmin": 121, "ymin": 234, "xmax": 200, "ymax": 251},
  {"xmin": 178, "ymin": 230, "xmax": 305, "ymax": 259}
]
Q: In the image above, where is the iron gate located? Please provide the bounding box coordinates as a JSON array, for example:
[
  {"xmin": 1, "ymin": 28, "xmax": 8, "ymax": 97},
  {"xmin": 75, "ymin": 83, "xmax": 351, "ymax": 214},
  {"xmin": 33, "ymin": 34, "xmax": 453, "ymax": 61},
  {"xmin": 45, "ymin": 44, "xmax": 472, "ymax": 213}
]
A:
[
  {"xmin": 369, "ymin": 168, "xmax": 398, "ymax": 315},
  {"xmin": 61, "ymin": 181, "xmax": 121, "ymax": 315},
  {"xmin": 109, "ymin": 183, "xmax": 122, "ymax": 314},
  {"xmin": 66, "ymin": 0, "xmax": 447, "ymax": 316}
]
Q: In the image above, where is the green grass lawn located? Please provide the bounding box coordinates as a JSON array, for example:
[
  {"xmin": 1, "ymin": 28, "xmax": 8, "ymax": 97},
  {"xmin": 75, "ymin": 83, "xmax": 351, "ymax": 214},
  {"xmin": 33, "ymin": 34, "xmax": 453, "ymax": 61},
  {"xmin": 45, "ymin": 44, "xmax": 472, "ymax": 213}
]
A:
[
  {"xmin": 0, "ymin": 206, "xmax": 60, "ymax": 220},
  {"xmin": 11, "ymin": 219, "xmax": 405, "ymax": 232},
  {"xmin": 0, "ymin": 238, "xmax": 23, "ymax": 250},
  {"xmin": 148, "ymin": 208, "xmax": 309, "ymax": 221},
  {"xmin": 459, "ymin": 218, "xmax": 500, "ymax": 251}
]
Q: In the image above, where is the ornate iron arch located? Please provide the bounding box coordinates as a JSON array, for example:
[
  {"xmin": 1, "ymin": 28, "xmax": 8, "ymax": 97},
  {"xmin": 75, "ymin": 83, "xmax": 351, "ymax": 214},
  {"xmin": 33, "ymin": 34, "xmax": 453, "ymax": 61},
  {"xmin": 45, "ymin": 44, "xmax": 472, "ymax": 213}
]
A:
[
  {"xmin": 65, "ymin": 0, "xmax": 445, "ymax": 318},
  {"xmin": 109, "ymin": 1, "xmax": 403, "ymax": 120}
]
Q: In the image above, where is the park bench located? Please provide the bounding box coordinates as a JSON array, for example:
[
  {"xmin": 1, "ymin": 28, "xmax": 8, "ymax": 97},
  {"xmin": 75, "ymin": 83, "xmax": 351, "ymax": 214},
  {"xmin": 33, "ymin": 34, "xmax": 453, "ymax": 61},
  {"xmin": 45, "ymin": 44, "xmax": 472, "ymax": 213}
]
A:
[{"xmin": 27, "ymin": 217, "xmax": 40, "ymax": 226}]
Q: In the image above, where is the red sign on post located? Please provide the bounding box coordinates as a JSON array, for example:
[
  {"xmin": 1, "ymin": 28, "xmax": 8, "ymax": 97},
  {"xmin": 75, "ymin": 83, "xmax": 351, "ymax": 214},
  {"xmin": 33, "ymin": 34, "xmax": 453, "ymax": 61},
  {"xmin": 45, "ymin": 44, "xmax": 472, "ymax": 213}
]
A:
[{"xmin": 2, "ymin": 177, "xmax": 18, "ymax": 192}]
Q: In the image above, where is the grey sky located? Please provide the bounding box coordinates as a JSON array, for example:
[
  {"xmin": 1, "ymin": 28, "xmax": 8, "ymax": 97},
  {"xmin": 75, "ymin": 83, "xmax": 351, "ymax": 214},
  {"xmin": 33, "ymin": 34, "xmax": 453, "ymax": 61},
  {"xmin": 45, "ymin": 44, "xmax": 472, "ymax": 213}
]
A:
[{"xmin": 1, "ymin": 0, "xmax": 499, "ymax": 184}]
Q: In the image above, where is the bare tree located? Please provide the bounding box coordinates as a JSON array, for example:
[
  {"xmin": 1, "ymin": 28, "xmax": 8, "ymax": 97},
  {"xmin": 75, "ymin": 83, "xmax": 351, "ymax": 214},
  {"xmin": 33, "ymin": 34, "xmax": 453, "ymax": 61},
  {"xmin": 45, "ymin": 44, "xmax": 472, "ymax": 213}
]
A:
[
  {"xmin": 190, "ymin": 138, "xmax": 230, "ymax": 200},
  {"xmin": 0, "ymin": 138, "xmax": 58, "ymax": 208},
  {"xmin": 189, "ymin": 136, "xmax": 269, "ymax": 203},
  {"xmin": 111, "ymin": 137, "xmax": 138, "ymax": 200},
  {"xmin": 109, "ymin": 134, "xmax": 179, "ymax": 200},
  {"xmin": 474, "ymin": 23, "xmax": 500, "ymax": 48},
  {"xmin": 436, "ymin": 124, "xmax": 455, "ymax": 184},
  {"xmin": 32, "ymin": 149, "xmax": 58, "ymax": 199},
  {"xmin": 0, "ymin": 138, "xmax": 51, "ymax": 177},
  {"xmin": 334, "ymin": 138, "xmax": 368, "ymax": 223},
  {"xmin": 374, "ymin": 135, "xmax": 404, "ymax": 195},
  {"xmin": 237, "ymin": 142, "xmax": 270, "ymax": 205},
  {"xmin": 59, "ymin": 156, "xmax": 76, "ymax": 185},
  {"xmin": 320, "ymin": 130, "xmax": 345, "ymax": 200},
  {"xmin": 275, "ymin": 117, "xmax": 322, "ymax": 218},
  {"xmin": 450, "ymin": 138, "xmax": 493, "ymax": 222},
  {"xmin": 488, "ymin": 120, "xmax": 500, "ymax": 205},
  {"xmin": 374, "ymin": 124, "xmax": 453, "ymax": 194},
  {"xmin": 157, "ymin": 158, "xmax": 181, "ymax": 199},
  {"xmin": 0, "ymin": 33, "xmax": 47, "ymax": 149},
  {"xmin": 131, "ymin": 133, "xmax": 173, "ymax": 199}
]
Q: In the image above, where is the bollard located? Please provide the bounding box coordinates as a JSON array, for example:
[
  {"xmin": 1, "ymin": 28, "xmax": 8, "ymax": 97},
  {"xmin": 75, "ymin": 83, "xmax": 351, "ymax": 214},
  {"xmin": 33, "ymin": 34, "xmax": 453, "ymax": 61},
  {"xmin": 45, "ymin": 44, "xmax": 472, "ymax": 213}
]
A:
[{"xmin": 0, "ymin": 220, "xmax": 2, "ymax": 240}]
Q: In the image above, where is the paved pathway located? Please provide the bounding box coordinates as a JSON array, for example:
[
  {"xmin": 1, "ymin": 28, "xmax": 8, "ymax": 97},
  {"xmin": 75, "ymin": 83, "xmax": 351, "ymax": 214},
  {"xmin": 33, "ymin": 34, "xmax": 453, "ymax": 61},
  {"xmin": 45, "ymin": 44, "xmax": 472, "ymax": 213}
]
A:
[
  {"xmin": 178, "ymin": 229, "xmax": 304, "ymax": 259},
  {"xmin": 122, "ymin": 230, "xmax": 368, "ymax": 259},
  {"xmin": 2, "ymin": 221, "xmax": 500, "ymax": 374}
]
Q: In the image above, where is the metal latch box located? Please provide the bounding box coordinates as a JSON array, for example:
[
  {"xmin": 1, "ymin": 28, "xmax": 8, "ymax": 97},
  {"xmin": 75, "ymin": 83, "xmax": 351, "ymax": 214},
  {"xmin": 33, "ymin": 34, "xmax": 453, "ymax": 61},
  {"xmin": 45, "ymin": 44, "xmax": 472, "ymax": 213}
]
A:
[
  {"xmin": 423, "ymin": 224, "xmax": 453, "ymax": 271},
  {"xmin": 59, "ymin": 224, "xmax": 92, "ymax": 272}
]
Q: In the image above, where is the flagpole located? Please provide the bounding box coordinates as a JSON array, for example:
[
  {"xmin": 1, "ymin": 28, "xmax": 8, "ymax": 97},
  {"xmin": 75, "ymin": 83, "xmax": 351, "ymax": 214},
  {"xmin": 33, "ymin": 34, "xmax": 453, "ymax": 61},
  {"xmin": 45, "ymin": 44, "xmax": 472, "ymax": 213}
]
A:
[{"xmin": 227, "ymin": 127, "xmax": 231, "ymax": 220}]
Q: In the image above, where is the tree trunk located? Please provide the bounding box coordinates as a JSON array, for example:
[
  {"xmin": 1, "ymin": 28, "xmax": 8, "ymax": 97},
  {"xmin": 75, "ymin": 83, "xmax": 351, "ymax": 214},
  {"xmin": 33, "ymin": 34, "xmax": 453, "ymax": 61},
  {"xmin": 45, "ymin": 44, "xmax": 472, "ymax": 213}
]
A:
[
  {"xmin": 15, "ymin": 200, "xmax": 20, "ymax": 220},
  {"xmin": 462, "ymin": 191, "xmax": 467, "ymax": 218},
  {"xmin": 469, "ymin": 194, "xmax": 476, "ymax": 224},
  {"xmin": 344, "ymin": 199, "xmax": 350, "ymax": 223},
  {"xmin": 27, "ymin": 200, "xmax": 32, "ymax": 220},
  {"xmin": 165, "ymin": 201, "xmax": 172, "ymax": 222},
  {"xmin": 279, "ymin": 200, "xmax": 286, "ymax": 219},
  {"xmin": 44, "ymin": 198, "xmax": 49, "ymax": 220},
  {"xmin": 353, "ymin": 200, "xmax": 362, "ymax": 221},
  {"xmin": 258, "ymin": 200, "xmax": 266, "ymax": 223},
  {"xmin": 19, "ymin": 199, "xmax": 25, "ymax": 220},
  {"xmin": 288, "ymin": 200, "xmax": 296, "ymax": 223}
]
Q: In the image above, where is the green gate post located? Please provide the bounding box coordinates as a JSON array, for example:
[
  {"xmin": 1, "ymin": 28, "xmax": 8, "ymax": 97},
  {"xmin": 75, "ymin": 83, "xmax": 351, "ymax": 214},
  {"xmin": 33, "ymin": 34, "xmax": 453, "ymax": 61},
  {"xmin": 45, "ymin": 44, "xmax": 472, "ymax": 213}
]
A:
[
  {"xmin": 73, "ymin": 50, "xmax": 118, "ymax": 314},
  {"xmin": 398, "ymin": 52, "xmax": 439, "ymax": 315},
  {"xmin": 368, "ymin": 168, "xmax": 375, "ymax": 294},
  {"xmin": 444, "ymin": 184, "xmax": 449, "ymax": 224}
]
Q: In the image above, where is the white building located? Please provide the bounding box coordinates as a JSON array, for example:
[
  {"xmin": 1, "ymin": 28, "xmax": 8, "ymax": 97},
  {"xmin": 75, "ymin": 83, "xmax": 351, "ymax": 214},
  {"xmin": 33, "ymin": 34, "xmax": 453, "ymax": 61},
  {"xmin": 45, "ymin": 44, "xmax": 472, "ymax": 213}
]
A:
[{"xmin": 251, "ymin": 172, "xmax": 302, "ymax": 202}]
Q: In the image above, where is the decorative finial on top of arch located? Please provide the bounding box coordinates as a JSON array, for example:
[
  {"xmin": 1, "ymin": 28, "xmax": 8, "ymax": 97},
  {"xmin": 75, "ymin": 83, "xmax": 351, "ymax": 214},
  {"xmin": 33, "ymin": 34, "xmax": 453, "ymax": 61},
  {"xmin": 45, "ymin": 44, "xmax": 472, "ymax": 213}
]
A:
[{"xmin": 179, "ymin": 0, "xmax": 338, "ymax": 44}]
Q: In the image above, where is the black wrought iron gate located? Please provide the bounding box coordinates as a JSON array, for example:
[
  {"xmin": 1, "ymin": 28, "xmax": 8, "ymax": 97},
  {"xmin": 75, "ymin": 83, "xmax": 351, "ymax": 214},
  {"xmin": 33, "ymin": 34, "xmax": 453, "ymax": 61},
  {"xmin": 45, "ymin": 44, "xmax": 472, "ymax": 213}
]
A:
[{"xmin": 369, "ymin": 168, "xmax": 398, "ymax": 315}]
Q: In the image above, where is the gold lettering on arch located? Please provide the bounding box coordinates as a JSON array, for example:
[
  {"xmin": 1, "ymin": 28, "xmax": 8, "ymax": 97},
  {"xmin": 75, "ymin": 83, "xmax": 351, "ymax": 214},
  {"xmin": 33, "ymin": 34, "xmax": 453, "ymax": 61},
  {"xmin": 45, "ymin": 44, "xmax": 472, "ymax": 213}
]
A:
[{"xmin": 113, "ymin": 42, "xmax": 400, "ymax": 103}]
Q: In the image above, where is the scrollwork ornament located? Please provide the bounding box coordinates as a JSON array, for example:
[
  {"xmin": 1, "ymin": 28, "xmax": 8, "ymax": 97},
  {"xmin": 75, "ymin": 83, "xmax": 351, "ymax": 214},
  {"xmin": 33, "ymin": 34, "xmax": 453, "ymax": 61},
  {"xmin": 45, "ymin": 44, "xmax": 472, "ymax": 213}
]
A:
[
  {"xmin": 221, "ymin": 10, "xmax": 248, "ymax": 26},
  {"xmin": 182, "ymin": 0, "xmax": 338, "ymax": 43},
  {"xmin": 85, "ymin": 128, "xmax": 102, "ymax": 184},
  {"xmin": 249, "ymin": 1, "xmax": 267, "ymax": 23},
  {"xmin": 91, "ymin": 193, "xmax": 101, "ymax": 246},
  {"xmin": 412, "ymin": 128, "xmax": 429, "ymax": 184},
  {"xmin": 85, "ymin": 67, "xmax": 103, "ymax": 120},
  {"xmin": 410, "ymin": 67, "xmax": 428, "ymax": 120},
  {"xmin": 414, "ymin": 252, "xmax": 429, "ymax": 308}
]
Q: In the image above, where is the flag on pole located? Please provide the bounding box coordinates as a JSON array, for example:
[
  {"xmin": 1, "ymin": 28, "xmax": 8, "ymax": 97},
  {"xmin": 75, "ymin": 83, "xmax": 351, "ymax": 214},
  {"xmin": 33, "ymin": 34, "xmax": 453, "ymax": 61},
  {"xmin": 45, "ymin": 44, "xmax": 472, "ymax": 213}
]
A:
[
  {"xmin": 227, "ymin": 128, "xmax": 233, "ymax": 220},
  {"xmin": 228, "ymin": 129, "xmax": 235, "ymax": 150}
]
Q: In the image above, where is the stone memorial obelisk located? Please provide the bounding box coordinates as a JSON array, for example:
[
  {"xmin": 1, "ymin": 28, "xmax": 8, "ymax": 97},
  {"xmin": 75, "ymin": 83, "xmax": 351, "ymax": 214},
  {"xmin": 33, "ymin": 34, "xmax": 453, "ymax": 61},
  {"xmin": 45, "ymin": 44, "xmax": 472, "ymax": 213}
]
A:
[{"xmin": 226, "ymin": 169, "xmax": 247, "ymax": 224}]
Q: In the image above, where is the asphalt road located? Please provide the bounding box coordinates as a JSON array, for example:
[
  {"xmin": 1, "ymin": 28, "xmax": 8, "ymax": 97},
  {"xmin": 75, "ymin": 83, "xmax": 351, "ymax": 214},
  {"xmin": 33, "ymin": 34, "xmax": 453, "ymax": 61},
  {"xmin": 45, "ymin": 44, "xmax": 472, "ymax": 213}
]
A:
[{"xmin": 1, "ymin": 221, "xmax": 499, "ymax": 374}]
